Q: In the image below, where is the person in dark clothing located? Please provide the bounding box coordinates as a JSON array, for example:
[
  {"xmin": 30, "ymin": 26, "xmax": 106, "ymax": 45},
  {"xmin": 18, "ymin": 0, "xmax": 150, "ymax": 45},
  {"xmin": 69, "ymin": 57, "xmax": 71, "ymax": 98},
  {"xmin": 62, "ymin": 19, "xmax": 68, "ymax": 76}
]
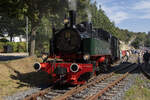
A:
[
  {"xmin": 143, "ymin": 51, "xmax": 150, "ymax": 65},
  {"xmin": 138, "ymin": 52, "xmax": 141, "ymax": 64}
]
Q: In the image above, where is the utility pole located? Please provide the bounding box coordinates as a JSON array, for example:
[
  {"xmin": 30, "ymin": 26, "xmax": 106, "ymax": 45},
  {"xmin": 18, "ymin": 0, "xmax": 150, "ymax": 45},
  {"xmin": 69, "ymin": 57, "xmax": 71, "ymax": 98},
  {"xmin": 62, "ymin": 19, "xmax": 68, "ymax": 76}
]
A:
[{"xmin": 26, "ymin": 16, "xmax": 29, "ymax": 55}]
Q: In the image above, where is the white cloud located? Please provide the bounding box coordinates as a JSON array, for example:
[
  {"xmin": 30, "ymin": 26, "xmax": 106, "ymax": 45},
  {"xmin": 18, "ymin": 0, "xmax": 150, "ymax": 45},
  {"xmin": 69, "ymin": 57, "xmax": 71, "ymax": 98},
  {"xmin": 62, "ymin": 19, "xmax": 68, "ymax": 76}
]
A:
[
  {"xmin": 110, "ymin": 12, "xmax": 128, "ymax": 24},
  {"xmin": 133, "ymin": 1, "xmax": 150, "ymax": 10},
  {"xmin": 101, "ymin": 5, "xmax": 128, "ymax": 24},
  {"xmin": 96, "ymin": 0, "xmax": 150, "ymax": 32},
  {"xmin": 140, "ymin": 14, "xmax": 150, "ymax": 19},
  {"xmin": 98, "ymin": 0, "xmax": 150, "ymax": 22},
  {"xmin": 132, "ymin": 0, "xmax": 150, "ymax": 19}
]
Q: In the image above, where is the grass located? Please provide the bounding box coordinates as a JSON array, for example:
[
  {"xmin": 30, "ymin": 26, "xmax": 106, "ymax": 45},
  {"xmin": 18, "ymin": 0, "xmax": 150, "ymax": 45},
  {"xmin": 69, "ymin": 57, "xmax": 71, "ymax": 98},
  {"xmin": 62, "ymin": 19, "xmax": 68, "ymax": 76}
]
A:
[
  {"xmin": 0, "ymin": 56, "xmax": 51, "ymax": 100},
  {"xmin": 124, "ymin": 77, "xmax": 150, "ymax": 100}
]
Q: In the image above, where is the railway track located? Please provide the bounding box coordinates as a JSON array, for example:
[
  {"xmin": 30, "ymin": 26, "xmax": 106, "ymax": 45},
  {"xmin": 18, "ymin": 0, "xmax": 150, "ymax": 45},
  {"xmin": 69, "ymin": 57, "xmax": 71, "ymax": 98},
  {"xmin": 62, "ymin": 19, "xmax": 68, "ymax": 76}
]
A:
[
  {"xmin": 24, "ymin": 63, "xmax": 138, "ymax": 100},
  {"xmin": 140, "ymin": 63, "xmax": 150, "ymax": 79}
]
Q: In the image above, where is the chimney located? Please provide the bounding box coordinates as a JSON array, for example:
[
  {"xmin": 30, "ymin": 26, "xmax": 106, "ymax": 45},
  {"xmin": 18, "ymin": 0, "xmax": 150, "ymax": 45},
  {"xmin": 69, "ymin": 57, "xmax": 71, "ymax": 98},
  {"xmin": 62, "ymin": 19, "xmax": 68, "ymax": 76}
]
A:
[{"xmin": 69, "ymin": 10, "xmax": 76, "ymax": 28}]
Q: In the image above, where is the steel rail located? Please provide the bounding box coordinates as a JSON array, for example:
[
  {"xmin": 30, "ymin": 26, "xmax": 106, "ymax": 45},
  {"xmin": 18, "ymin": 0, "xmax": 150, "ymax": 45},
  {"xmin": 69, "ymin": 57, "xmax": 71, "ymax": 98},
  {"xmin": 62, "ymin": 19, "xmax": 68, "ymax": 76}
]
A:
[
  {"xmin": 24, "ymin": 87, "xmax": 53, "ymax": 100},
  {"xmin": 52, "ymin": 63, "xmax": 135, "ymax": 100},
  {"xmin": 85, "ymin": 64, "xmax": 138, "ymax": 100},
  {"xmin": 52, "ymin": 74, "xmax": 112, "ymax": 100},
  {"xmin": 140, "ymin": 63, "xmax": 150, "ymax": 79},
  {"xmin": 24, "ymin": 63, "xmax": 135, "ymax": 100}
]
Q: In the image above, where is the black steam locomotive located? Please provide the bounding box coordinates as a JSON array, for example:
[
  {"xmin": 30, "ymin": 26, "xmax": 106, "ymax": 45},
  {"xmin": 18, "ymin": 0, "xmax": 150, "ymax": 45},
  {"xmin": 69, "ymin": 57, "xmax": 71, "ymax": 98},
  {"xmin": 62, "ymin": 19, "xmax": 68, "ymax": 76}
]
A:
[{"xmin": 34, "ymin": 10, "xmax": 120, "ymax": 85}]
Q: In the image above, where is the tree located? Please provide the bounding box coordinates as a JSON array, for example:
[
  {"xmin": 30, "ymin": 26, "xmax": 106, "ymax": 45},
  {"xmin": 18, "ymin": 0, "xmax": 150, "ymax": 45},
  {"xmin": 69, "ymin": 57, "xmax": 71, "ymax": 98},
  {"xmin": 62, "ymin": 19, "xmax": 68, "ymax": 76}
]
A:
[
  {"xmin": 144, "ymin": 32, "xmax": 150, "ymax": 47},
  {"xmin": 131, "ymin": 32, "xmax": 146, "ymax": 48},
  {"xmin": 0, "ymin": 17, "xmax": 25, "ymax": 41},
  {"xmin": 25, "ymin": 0, "xmax": 70, "ymax": 56},
  {"xmin": 0, "ymin": 0, "xmax": 68, "ymax": 56},
  {"xmin": 1, "ymin": 0, "xmax": 145, "ymax": 54}
]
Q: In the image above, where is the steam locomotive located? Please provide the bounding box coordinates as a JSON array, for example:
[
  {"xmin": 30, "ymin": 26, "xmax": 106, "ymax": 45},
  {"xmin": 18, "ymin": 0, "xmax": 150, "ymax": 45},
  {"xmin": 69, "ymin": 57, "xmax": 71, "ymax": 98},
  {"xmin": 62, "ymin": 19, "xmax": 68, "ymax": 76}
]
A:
[{"xmin": 34, "ymin": 10, "xmax": 120, "ymax": 85}]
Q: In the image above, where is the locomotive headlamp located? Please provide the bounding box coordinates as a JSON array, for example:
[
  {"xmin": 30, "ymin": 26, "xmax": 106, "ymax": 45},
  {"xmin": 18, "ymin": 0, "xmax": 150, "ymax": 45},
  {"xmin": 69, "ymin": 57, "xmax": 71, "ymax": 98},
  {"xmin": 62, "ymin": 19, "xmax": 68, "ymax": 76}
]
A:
[
  {"xmin": 33, "ymin": 62, "xmax": 41, "ymax": 71},
  {"xmin": 64, "ymin": 19, "xmax": 69, "ymax": 24},
  {"xmin": 70, "ymin": 63, "xmax": 79, "ymax": 73},
  {"xmin": 83, "ymin": 54, "xmax": 90, "ymax": 60}
]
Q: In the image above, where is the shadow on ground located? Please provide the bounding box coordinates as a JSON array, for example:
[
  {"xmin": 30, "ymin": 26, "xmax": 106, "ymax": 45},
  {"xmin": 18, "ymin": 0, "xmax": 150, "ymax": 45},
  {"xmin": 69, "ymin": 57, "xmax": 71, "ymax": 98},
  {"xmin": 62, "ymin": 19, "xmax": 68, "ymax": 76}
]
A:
[
  {"xmin": 4, "ymin": 63, "xmax": 52, "ymax": 89},
  {"xmin": 109, "ymin": 61, "xmax": 141, "ymax": 74},
  {"xmin": 7, "ymin": 61, "xmax": 143, "ymax": 89}
]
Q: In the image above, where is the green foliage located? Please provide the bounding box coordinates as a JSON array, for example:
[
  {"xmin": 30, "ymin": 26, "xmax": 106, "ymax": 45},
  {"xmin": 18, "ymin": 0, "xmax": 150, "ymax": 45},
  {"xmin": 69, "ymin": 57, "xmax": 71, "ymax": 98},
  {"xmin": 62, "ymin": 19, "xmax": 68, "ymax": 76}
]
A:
[
  {"xmin": 144, "ymin": 32, "xmax": 150, "ymax": 47},
  {"xmin": 0, "ymin": 0, "xmax": 69, "ymax": 55},
  {"xmin": 145, "ymin": 39, "xmax": 150, "ymax": 47},
  {"xmin": 35, "ymin": 16, "xmax": 52, "ymax": 55},
  {"xmin": 89, "ymin": 2, "xmax": 135, "ymax": 43},
  {"xmin": 0, "ymin": 38, "xmax": 9, "ymax": 42},
  {"xmin": 0, "ymin": 42, "xmax": 5, "ymax": 52},
  {"xmin": 131, "ymin": 40, "xmax": 140, "ymax": 49},
  {"xmin": 124, "ymin": 77, "xmax": 150, "ymax": 100},
  {"xmin": 0, "ymin": 42, "xmax": 26, "ymax": 52},
  {"xmin": 17, "ymin": 42, "xmax": 26, "ymax": 52},
  {"xmin": 131, "ymin": 32, "xmax": 146, "ymax": 48},
  {"xmin": 0, "ymin": 16, "xmax": 25, "ymax": 42}
]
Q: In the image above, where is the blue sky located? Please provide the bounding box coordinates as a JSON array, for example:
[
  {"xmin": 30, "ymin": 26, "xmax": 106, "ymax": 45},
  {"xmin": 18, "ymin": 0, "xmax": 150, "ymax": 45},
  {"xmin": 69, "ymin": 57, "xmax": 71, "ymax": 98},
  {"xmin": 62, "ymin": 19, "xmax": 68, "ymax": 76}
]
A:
[{"xmin": 95, "ymin": 0, "xmax": 150, "ymax": 33}]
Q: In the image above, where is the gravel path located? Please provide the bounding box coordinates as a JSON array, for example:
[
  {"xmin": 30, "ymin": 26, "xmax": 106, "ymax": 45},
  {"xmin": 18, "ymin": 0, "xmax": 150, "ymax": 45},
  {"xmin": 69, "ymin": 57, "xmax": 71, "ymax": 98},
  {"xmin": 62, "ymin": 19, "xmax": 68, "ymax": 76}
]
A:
[{"xmin": 4, "ymin": 88, "xmax": 41, "ymax": 100}]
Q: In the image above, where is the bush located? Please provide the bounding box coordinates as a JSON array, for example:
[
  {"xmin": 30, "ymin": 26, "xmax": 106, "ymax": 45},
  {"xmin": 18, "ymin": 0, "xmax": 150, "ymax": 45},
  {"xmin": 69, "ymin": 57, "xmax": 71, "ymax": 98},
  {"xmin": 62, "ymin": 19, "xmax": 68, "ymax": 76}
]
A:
[
  {"xmin": 0, "ymin": 38, "xmax": 9, "ymax": 42},
  {"xmin": 0, "ymin": 42, "xmax": 5, "ymax": 52},
  {"xmin": 35, "ymin": 41, "xmax": 49, "ymax": 56},
  {"xmin": 0, "ymin": 42, "xmax": 26, "ymax": 53},
  {"xmin": 17, "ymin": 42, "xmax": 26, "ymax": 52}
]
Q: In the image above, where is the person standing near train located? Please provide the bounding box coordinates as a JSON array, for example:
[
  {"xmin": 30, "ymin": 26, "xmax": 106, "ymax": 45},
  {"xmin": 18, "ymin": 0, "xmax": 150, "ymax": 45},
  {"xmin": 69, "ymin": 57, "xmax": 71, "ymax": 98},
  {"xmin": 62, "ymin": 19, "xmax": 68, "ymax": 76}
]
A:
[
  {"xmin": 138, "ymin": 51, "xmax": 142, "ymax": 64},
  {"xmin": 126, "ymin": 50, "xmax": 130, "ymax": 62},
  {"xmin": 143, "ymin": 50, "xmax": 150, "ymax": 66}
]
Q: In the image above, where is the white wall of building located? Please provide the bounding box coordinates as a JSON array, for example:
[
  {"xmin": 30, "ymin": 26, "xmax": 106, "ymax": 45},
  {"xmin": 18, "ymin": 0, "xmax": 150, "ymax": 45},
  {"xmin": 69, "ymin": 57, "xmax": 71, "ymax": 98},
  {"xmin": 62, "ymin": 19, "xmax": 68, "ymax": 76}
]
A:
[{"xmin": 0, "ymin": 34, "xmax": 26, "ymax": 42}]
